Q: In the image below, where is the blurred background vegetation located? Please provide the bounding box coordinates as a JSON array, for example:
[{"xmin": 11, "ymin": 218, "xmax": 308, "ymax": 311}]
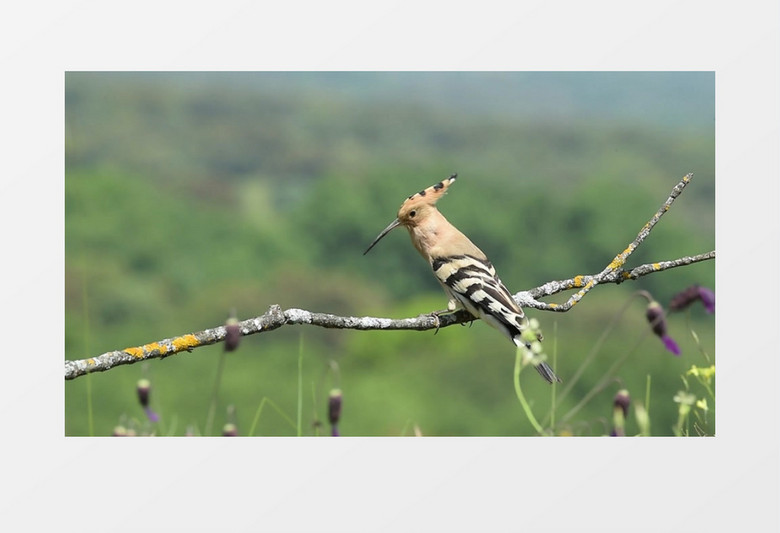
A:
[{"xmin": 65, "ymin": 72, "xmax": 715, "ymax": 436}]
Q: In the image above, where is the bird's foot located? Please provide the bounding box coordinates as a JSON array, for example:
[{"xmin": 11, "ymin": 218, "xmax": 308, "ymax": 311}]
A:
[{"xmin": 426, "ymin": 309, "xmax": 451, "ymax": 335}]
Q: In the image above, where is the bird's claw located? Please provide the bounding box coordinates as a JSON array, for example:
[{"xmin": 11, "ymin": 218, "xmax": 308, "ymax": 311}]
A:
[
  {"xmin": 431, "ymin": 312, "xmax": 441, "ymax": 335},
  {"xmin": 425, "ymin": 309, "xmax": 449, "ymax": 335}
]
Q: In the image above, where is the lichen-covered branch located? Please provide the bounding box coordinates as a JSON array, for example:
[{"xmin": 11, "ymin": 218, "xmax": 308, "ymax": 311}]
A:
[
  {"xmin": 525, "ymin": 250, "xmax": 715, "ymax": 311},
  {"xmin": 64, "ymin": 173, "xmax": 712, "ymax": 380},
  {"xmin": 527, "ymin": 173, "xmax": 697, "ymax": 312},
  {"xmin": 64, "ymin": 305, "xmax": 472, "ymax": 380}
]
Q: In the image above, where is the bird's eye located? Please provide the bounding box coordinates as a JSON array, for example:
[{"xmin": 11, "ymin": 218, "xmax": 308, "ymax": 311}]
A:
[{"xmin": 409, "ymin": 210, "xmax": 417, "ymax": 218}]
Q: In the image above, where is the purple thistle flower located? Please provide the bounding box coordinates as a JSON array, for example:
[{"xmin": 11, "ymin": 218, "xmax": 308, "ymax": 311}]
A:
[
  {"xmin": 611, "ymin": 389, "xmax": 630, "ymax": 437},
  {"xmin": 224, "ymin": 316, "xmax": 241, "ymax": 352},
  {"xmin": 328, "ymin": 389, "xmax": 342, "ymax": 425},
  {"xmin": 646, "ymin": 300, "xmax": 680, "ymax": 356},
  {"xmin": 136, "ymin": 379, "xmax": 160, "ymax": 422},
  {"xmin": 698, "ymin": 287, "xmax": 715, "ymax": 313},
  {"xmin": 669, "ymin": 285, "xmax": 700, "ymax": 311},
  {"xmin": 143, "ymin": 407, "xmax": 160, "ymax": 423},
  {"xmin": 614, "ymin": 389, "xmax": 630, "ymax": 419},
  {"xmin": 328, "ymin": 389, "xmax": 342, "ymax": 437},
  {"xmin": 137, "ymin": 379, "xmax": 151, "ymax": 407},
  {"xmin": 663, "ymin": 336, "xmax": 681, "ymax": 355},
  {"xmin": 669, "ymin": 284, "xmax": 715, "ymax": 314}
]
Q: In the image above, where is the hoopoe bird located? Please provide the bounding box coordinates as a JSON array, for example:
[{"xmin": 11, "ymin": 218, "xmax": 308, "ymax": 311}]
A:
[{"xmin": 364, "ymin": 174, "xmax": 561, "ymax": 384}]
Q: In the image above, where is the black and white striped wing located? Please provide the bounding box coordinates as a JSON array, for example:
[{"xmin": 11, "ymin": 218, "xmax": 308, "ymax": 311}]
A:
[
  {"xmin": 431, "ymin": 254, "xmax": 560, "ymax": 384},
  {"xmin": 431, "ymin": 255, "xmax": 528, "ymax": 336}
]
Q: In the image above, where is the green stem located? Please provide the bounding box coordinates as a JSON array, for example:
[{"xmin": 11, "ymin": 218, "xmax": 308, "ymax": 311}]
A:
[
  {"xmin": 514, "ymin": 349, "xmax": 546, "ymax": 436},
  {"xmin": 550, "ymin": 320, "xmax": 558, "ymax": 429},
  {"xmin": 544, "ymin": 291, "xmax": 646, "ymax": 425},
  {"xmin": 248, "ymin": 397, "xmax": 298, "ymax": 436},
  {"xmin": 686, "ymin": 312, "xmax": 712, "ymax": 364},
  {"xmin": 698, "ymin": 377, "xmax": 715, "ymax": 401},
  {"xmin": 559, "ymin": 328, "xmax": 651, "ymax": 425},
  {"xmin": 86, "ymin": 372, "xmax": 94, "ymax": 436},
  {"xmin": 674, "ymin": 408, "xmax": 688, "ymax": 437},
  {"xmin": 204, "ymin": 350, "xmax": 228, "ymax": 436},
  {"xmin": 297, "ymin": 334, "xmax": 304, "ymax": 437},
  {"xmin": 645, "ymin": 374, "xmax": 652, "ymax": 419},
  {"xmin": 311, "ymin": 381, "xmax": 320, "ymax": 437}
]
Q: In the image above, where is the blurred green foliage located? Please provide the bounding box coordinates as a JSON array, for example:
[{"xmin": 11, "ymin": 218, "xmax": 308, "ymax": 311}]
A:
[{"xmin": 65, "ymin": 72, "xmax": 715, "ymax": 436}]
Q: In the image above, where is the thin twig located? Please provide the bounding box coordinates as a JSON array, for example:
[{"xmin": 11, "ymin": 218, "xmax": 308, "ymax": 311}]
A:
[
  {"xmin": 529, "ymin": 173, "xmax": 695, "ymax": 312},
  {"xmin": 524, "ymin": 250, "xmax": 715, "ymax": 311}
]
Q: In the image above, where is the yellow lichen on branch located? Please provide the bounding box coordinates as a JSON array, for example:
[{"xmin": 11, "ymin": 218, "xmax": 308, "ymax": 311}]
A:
[{"xmin": 123, "ymin": 334, "xmax": 201, "ymax": 359}]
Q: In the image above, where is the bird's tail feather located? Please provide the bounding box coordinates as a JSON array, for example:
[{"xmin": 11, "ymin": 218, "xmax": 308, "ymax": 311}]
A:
[
  {"xmin": 535, "ymin": 361, "xmax": 562, "ymax": 384},
  {"xmin": 511, "ymin": 334, "xmax": 562, "ymax": 384}
]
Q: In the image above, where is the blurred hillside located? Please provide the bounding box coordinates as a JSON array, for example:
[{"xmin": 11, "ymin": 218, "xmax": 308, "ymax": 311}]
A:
[{"xmin": 65, "ymin": 72, "xmax": 715, "ymax": 436}]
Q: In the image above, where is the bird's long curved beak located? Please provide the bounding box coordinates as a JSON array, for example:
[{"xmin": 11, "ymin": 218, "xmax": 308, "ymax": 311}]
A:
[{"xmin": 363, "ymin": 218, "xmax": 401, "ymax": 255}]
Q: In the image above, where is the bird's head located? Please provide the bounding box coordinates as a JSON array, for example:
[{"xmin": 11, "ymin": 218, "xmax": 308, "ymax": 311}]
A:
[{"xmin": 363, "ymin": 174, "xmax": 457, "ymax": 255}]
